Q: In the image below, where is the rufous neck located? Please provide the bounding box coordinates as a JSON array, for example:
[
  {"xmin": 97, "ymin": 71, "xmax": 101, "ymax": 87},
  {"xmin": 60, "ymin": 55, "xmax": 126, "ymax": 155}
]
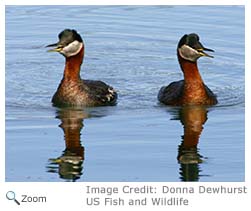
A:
[
  {"xmin": 63, "ymin": 46, "xmax": 84, "ymax": 81},
  {"xmin": 178, "ymin": 53, "xmax": 203, "ymax": 84}
]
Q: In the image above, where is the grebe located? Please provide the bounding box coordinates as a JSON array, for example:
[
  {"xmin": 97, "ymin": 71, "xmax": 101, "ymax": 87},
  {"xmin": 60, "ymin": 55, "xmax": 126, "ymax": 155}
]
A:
[
  {"xmin": 158, "ymin": 33, "xmax": 217, "ymax": 106},
  {"xmin": 47, "ymin": 29, "xmax": 117, "ymax": 107}
]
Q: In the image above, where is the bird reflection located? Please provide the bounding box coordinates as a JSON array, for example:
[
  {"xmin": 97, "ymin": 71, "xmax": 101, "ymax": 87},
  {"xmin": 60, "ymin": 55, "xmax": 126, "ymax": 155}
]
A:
[
  {"xmin": 170, "ymin": 105, "xmax": 208, "ymax": 181},
  {"xmin": 47, "ymin": 107, "xmax": 89, "ymax": 182}
]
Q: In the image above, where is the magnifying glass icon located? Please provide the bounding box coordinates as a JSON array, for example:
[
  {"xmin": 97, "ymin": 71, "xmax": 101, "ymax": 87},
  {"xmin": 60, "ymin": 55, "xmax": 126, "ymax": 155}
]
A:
[{"xmin": 6, "ymin": 191, "xmax": 20, "ymax": 205}]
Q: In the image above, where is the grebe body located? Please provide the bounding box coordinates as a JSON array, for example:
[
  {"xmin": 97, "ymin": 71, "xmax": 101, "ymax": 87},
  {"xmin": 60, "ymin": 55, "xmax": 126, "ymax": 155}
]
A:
[
  {"xmin": 47, "ymin": 29, "xmax": 117, "ymax": 107},
  {"xmin": 158, "ymin": 33, "xmax": 217, "ymax": 106}
]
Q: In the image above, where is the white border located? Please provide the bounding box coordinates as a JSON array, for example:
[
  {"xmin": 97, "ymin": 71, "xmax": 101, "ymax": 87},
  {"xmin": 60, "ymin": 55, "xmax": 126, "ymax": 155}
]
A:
[{"xmin": 1, "ymin": 0, "xmax": 249, "ymax": 210}]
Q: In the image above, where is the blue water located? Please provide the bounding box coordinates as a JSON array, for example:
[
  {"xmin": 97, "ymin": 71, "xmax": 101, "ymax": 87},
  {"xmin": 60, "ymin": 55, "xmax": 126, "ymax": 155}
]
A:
[{"xmin": 5, "ymin": 6, "xmax": 244, "ymax": 182}]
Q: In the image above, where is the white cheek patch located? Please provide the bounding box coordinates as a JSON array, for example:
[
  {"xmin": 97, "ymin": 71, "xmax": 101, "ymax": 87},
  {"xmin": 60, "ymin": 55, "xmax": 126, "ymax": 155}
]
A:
[
  {"xmin": 178, "ymin": 45, "xmax": 201, "ymax": 62},
  {"xmin": 61, "ymin": 41, "xmax": 83, "ymax": 57}
]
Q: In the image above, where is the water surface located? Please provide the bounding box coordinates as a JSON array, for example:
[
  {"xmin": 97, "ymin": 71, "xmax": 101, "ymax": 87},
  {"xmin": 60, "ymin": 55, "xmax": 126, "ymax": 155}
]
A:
[{"xmin": 5, "ymin": 6, "xmax": 244, "ymax": 182}]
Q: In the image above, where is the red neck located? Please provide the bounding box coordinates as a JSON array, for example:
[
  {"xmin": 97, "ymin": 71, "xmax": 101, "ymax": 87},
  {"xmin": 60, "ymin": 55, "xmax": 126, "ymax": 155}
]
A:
[
  {"xmin": 177, "ymin": 52, "xmax": 207, "ymax": 103},
  {"xmin": 178, "ymin": 53, "xmax": 203, "ymax": 84},
  {"xmin": 63, "ymin": 46, "xmax": 84, "ymax": 81}
]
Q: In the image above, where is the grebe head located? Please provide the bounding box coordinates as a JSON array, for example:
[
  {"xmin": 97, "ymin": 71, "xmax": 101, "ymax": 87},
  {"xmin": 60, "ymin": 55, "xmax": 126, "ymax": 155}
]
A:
[
  {"xmin": 177, "ymin": 33, "xmax": 214, "ymax": 62},
  {"xmin": 46, "ymin": 29, "xmax": 83, "ymax": 57}
]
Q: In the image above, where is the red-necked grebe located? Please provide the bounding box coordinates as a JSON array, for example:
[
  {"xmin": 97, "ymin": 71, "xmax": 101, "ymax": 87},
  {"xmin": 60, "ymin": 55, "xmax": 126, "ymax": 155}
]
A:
[
  {"xmin": 47, "ymin": 29, "xmax": 117, "ymax": 107},
  {"xmin": 158, "ymin": 33, "xmax": 217, "ymax": 106}
]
